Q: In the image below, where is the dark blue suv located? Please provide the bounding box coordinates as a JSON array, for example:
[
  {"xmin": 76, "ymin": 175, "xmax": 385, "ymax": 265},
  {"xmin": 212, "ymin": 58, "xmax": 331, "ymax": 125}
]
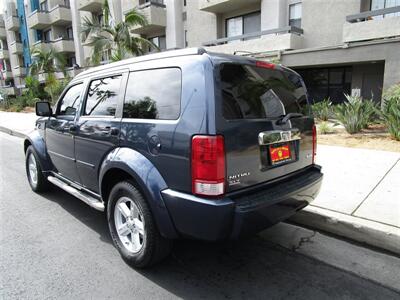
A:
[{"xmin": 25, "ymin": 48, "xmax": 323, "ymax": 267}]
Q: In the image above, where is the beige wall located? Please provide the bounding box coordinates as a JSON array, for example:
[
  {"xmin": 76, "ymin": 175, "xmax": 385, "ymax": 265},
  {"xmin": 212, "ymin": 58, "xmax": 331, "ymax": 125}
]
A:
[{"xmin": 301, "ymin": 0, "xmax": 361, "ymax": 48}]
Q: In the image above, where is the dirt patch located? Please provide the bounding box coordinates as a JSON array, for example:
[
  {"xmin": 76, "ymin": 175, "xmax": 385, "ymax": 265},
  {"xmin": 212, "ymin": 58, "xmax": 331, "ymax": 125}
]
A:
[{"xmin": 317, "ymin": 123, "xmax": 400, "ymax": 152}]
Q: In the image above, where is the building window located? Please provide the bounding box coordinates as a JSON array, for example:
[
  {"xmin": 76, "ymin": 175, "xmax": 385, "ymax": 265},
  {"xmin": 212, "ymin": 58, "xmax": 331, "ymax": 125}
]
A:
[
  {"xmin": 149, "ymin": 36, "xmax": 166, "ymax": 52},
  {"xmin": 184, "ymin": 0, "xmax": 186, "ymax": 6},
  {"xmin": 43, "ymin": 29, "xmax": 51, "ymax": 42},
  {"xmin": 66, "ymin": 27, "xmax": 73, "ymax": 39},
  {"xmin": 182, "ymin": 11, "xmax": 187, "ymax": 21},
  {"xmin": 289, "ymin": 3, "xmax": 302, "ymax": 27},
  {"xmin": 184, "ymin": 30, "xmax": 188, "ymax": 47},
  {"xmin": 371, "ymin": 0, "xmax": 400, "ymax": 18},
  {"xmin": 296, "ymin": 67, "xmax": 352, "ymax": 104},
  {"xmin": 226, "ymin": 11, "xmax": 261, "ymax": 38},
  {"xmin": 40, "ymin": 0, "xmax": 48, "ymax": 11}
]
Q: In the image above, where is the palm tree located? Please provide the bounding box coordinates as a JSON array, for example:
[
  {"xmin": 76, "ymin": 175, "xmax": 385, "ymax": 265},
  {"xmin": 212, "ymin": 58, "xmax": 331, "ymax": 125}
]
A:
[
  {"xmin": 29, "ymin": 47, "xmax": 68, "ymax": 104},
  {"xmin": 29, "ymin": 47, "xmax": 66, "ymax": 76},
  {"xmin": 81, "ymin": 1, "xmax": 156, "ymax": 65}
]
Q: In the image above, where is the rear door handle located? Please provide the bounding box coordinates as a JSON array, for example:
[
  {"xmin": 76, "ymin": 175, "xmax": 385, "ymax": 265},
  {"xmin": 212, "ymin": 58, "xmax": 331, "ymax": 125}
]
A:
[{"xmin": 110, "ymin": 128, "xmax": 120, "ymax": 136}]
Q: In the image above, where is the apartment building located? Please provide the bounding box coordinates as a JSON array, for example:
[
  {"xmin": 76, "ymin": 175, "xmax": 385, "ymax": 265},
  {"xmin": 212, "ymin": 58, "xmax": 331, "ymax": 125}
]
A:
[{"xmin": 1, "ymin": 0, "xmax": 399, "ymax": 104}]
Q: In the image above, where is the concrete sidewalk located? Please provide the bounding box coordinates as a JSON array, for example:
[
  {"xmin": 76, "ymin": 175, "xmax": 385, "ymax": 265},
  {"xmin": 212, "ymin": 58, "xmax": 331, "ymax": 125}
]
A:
[{"xmin": 1, "ymin": 111, "xmax": 399, "ymax": 254}]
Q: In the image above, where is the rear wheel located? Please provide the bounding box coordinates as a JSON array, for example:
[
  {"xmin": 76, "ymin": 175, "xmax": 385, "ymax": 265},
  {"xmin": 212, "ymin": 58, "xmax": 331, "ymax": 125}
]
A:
[
  {"xmin": 107, "ymin": 181, "xmax": 172, "ymax": 268},
  {"xmin": 25, "ymin": 146, "xmax": 49, "ymax": 192}
]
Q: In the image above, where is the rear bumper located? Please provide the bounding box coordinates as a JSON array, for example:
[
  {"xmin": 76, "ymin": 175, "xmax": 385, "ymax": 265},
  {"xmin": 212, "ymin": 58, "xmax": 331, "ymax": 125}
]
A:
[{"xmin": 162, "ymin": 165, "xmax": 323, "ymax": 241}]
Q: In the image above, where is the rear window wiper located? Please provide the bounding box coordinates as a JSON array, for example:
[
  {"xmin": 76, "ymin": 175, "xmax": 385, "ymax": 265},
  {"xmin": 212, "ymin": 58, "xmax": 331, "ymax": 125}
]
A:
[{"xmin": 276, "ymin": 113, "xmax": 303, "ymax": 125}]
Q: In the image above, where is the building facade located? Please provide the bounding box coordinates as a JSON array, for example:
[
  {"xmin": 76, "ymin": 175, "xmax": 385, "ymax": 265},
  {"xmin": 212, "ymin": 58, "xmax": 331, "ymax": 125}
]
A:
[{"xmin": 1, "ymin": 0, "xmax": 399, "ymax": 103}]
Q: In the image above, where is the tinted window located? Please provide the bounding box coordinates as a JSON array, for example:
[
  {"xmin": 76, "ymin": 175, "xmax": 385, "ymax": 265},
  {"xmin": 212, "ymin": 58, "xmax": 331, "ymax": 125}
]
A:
[
  {"xmin": 59, "ymin": 83, "xmax": 82, "ymax": 116},
  {"xmin": 220, "ymin": 63, "xmax": 308, "ymax": 120},
  {"xmin": 123, "ymin": 68, "xmax": 181, "ymax": 120},
  {"xmin": 84, "ymin": 75, "xmax": 122, "ymax": 116}
]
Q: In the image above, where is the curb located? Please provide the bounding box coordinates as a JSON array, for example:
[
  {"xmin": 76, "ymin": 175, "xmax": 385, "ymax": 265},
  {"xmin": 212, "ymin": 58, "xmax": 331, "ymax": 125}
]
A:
[
  {"xmin": 0, "ymin": 126, "xmax": 27, "ymax": 138},
  {"xmin": 289, "ymin": 206, "xmax": 400, "ymax": 256}
]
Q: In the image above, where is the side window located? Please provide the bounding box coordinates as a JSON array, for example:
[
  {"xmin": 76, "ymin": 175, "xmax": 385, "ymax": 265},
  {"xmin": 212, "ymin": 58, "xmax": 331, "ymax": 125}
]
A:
[
  {"xmin": 123, "ymin": 68, "xmax": 181, "ymax": 120},
  {"xmin": 58, "ymin": 83, "xmax": 83, "ymax": 116},
  {"xmin": 84, "ymin": 75, "xmax": 122, "ymax": 116}
]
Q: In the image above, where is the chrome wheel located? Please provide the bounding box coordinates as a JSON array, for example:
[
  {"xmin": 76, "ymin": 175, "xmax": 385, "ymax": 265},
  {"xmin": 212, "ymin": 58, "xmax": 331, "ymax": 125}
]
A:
[
  {"xmin": 114, "ymin": 197, "xmax": 145, "ymax": 253},
  {"xmin": 28, "ymin": 153, "xmax": 38, "ymax": 186}
]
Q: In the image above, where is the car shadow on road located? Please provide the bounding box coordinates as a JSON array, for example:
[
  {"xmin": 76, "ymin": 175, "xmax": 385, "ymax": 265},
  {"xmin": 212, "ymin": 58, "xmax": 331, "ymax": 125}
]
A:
[{"xmin": 38, "ymin": 186, "xmax": 398, "ymax": 299}]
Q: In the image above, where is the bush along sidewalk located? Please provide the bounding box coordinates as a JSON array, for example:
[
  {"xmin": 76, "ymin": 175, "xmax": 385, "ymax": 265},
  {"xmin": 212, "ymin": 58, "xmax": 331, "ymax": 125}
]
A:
[
  {"xmin": 381, "ymin": 84, "xmax": 400, "ymax": 141},
  {"xmin": 334, "ymin": 95, "xmax": 379, "ymax": 134},
  {"xmin": 311, "ymin": 98, "xmax": 333, "ymax": 121}
]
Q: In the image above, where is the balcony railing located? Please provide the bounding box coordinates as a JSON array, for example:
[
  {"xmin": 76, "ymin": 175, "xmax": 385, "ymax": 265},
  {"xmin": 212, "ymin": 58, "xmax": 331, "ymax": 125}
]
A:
[
  {"xmin": 5, "ymin": 15, "xmax": 19, "ymax": 31},
  {"xmin": 343, "ymin": 6, "xmax": 400, "ymax": 42},
  {"xmin": 32, "ymin": 38, "xmax": 75, "ymax": 53},
  {"xmin": 129, "ymin": 1, "xmax": 167, "ymax": 34},
  {"xmin": 28, "ymin": 5, "xmax": 72, "ymax": 29},
  {"xmin": 203, "ymin": 26, "xmax": 303, "ymax": 46},
  {"xmin": 347, "ymin": 6, "xmax": 400, "ymax": 22}
]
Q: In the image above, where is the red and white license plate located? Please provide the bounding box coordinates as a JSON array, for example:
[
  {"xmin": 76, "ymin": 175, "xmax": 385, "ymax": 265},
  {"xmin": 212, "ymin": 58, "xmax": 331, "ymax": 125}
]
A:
[{"xmin": 269, "ymin": 143, "xmax": 291, "ymax": 165}]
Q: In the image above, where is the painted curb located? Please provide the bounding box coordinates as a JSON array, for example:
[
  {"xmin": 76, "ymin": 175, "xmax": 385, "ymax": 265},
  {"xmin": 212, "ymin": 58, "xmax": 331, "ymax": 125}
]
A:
[
  {"xmin": 289, "ymin": 206, "xmax": 400, "ymax": 256},
  {"xmin": 0, "ymin": 126, "xmax": 27, "ymax": 138}
]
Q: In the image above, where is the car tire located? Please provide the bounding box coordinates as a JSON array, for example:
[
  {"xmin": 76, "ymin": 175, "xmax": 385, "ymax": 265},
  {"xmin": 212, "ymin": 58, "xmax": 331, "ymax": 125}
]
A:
[
  {"xmin": 25, "ymin": 146, "xmax": 50, "ymax": 193},
  {"xmin": 107, "ymin": 180, "xmax": 172, "ymax": 268}
]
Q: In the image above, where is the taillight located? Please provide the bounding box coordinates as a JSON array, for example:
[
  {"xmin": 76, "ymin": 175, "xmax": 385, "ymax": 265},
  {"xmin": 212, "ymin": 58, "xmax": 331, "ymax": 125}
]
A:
[
  {"xmin": 191, "ymin": 135, "xmax": 225, "ymax": 197},
  {"xmin": 312, "ymin": 124, "xmax": 317, "ymax": 164},
  {"xmin": 256, "ymin": 61, "xmax": 275, "ymax": 69}
]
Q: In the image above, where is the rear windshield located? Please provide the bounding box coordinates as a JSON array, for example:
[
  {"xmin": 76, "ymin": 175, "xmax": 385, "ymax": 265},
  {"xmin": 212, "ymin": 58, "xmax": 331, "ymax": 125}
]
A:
[{"xmin": 219, "ymin": 63, "xmax": 309, "ymax": 120}]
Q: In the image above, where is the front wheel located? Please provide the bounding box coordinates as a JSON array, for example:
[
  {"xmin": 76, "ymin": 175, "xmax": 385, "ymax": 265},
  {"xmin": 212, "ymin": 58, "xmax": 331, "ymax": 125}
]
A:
[
  {"xmin": 25, "ymin": 146, "xmax": 49, "ymax": 193},
  {"xmin": 107, "ymin": 181, "xmax": 172, "ymax": 268}
]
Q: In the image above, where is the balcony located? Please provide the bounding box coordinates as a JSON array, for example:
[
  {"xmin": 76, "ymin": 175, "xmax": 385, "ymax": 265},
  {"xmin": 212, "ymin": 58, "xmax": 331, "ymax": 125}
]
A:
[
  {"xmin": 0, "ymin": 86, "xmax": 17, "ymax": 96},
  {"xmin": 199, "ymin": 0, "xmax": 260, "ymax": 13},
  {"xmin": 32, "ymin": 38, "xmax": 75, "ymax": 53},
  {"xmin": 203, "ymin": 26, "xmax": 303, "ymax": 54},
  {"xmin": 9, "ymin": 41, "xmax": 23, "ymax": 54},
  {"xmin": 5, "ymin": 16, "xmax": 19, "ymax": 31},
  {"xmin": 12, "ymin": 66, "xmax": 27, "ymax": 77},
  {"xmin": 130, "ymin": 2, "xmax": 166, "ymax": 35},
  {"xmin": 0, "ymin": 49, "xmax": 9, "ymax": 59},
  {"xmin": 28, "ymin": 6, "xmax": 72, "ymax": 30},
  {"xmin": 78, "ymin": 0, "xmax": 103, "ymax": 12},
  {"xmin": 343, "ymin": 6, "xmax": 400, "ymax": 43}
]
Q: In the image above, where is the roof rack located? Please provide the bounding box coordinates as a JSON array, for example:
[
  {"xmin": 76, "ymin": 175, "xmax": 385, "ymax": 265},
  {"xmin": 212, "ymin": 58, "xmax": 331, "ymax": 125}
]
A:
[{"xmin": 75, "ymin": 47, "xmax": 207, "ymax": 79}]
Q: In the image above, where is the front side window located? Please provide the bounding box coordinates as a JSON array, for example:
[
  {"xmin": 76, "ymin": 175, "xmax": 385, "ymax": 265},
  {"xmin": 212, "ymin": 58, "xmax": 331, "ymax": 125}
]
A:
[
  {"xmin": 84, "ymin": 75, "xmax": 122, "ymax": 116},
  {"xmin": 123, "ymin": 68, "xmax": 181, "ymax": 120},
  {"xmin": 220, "ymin": 63, "xmax": 307, "ymax": 120},
  {"xmin": 289, "ymin": 3, "xmax": 302, "ymax": 27},
  {"xmin": 58, "ymin": 84, "xmax": 82, "ymax": 116}
]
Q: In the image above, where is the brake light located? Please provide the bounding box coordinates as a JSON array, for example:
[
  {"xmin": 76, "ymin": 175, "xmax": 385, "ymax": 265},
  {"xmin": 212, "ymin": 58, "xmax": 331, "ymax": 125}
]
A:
[
  {"xmin": 312, "ymin": 124, "xmax": 317, "ymax": 164},
  {"xmin": 256, "ymin": 61, "xmax": 275, "ymax": 69},
  {"xmin": 191, "ymin": 135, "xmax": 225, "ymax": 197}
]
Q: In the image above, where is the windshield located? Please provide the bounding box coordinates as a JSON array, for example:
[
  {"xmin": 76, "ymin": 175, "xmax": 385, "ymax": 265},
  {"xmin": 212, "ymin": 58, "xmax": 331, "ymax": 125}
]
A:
[{"xmin": 219, "ymin": 63, "xmax": 309, "ymax": 120}]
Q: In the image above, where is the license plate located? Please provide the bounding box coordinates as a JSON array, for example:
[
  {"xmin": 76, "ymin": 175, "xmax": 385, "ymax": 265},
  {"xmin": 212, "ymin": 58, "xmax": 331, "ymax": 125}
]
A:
[{"xmin": 269, "ymin": 143, "xmax": 291, "ymax": 165}]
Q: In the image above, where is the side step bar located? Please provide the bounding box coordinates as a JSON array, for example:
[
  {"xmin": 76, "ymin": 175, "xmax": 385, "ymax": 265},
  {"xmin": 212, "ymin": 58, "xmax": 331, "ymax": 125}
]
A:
[{"xmin": 47, "ymin": 176, "xmax": 105, "ymax": 211}]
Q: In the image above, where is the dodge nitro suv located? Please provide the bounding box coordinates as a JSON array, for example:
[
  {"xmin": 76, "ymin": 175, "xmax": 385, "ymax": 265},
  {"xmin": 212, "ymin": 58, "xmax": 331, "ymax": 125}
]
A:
[{"xmin": 24, "ymin": 48, "xmax": 323, "ymax": 268}]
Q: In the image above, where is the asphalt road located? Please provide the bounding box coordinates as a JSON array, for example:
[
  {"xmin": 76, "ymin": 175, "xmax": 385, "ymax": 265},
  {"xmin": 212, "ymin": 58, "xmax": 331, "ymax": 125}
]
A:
[{"xmin": 1, "ymin": 132, "xmax": 399, "ymax": 300}]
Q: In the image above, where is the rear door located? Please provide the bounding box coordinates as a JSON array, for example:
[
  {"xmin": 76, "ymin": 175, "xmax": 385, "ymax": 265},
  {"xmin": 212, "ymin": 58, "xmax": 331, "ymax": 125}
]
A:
[
  {"xmin": 215, "ymin": 62, "xmax": 314, "ymax": 192},
  {"xmin": 74, "ymin": 72, "xmax": 126, "ymax": 193}
]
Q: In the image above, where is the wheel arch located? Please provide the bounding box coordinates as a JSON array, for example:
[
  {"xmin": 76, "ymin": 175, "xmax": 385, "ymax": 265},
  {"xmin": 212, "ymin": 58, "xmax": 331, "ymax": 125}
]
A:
[
  {"xmin": 99, "ymin": 147, "xmax": 179, "ymax": 239},
  {"xmin": 24, "ymin": 131, "xmax": 53, "ymax": 171}
]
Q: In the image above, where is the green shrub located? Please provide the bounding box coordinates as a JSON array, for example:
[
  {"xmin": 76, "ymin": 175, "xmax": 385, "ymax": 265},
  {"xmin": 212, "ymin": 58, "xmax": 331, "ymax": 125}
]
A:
[
  {"xmin": 381, "ymin": 84, "xmax": 400, "ymax": 141},
  {"xmin": 318, "ymin": 121, "xmax": 334, "ymax": 134},
  {"xmin": 311, "ymin": 98, "xmax": 332, "ymax": 121},
  {"xmin": 334, "ymin": 95, "xmax": 364, "ymax": 134},
  {"xmin": 334, "ymin": 95, "xmax": 381, "ymax": 134}
]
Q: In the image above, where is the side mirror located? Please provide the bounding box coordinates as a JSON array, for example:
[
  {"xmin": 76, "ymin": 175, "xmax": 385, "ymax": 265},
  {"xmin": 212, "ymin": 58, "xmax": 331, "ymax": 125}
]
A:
[{"xmin": 35, "ymin": 101, "xmax": 52, "ymax": 117}]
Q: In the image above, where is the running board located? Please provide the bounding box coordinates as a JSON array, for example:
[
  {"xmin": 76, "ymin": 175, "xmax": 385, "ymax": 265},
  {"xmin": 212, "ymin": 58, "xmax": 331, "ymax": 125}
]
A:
[{"xmin": 47, "ymin": 176, "xmax": 105, "ymax": 211}]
